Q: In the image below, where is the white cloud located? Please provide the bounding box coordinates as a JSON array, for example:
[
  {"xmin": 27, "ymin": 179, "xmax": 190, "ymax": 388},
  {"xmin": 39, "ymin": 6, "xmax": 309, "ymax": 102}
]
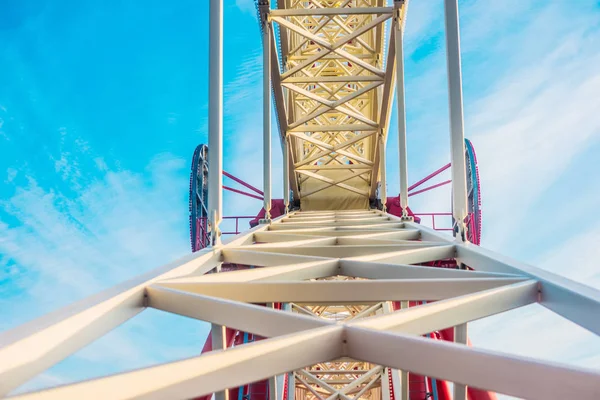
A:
[
  {"xmin": 0, "ymin": 147, "xmax": 209, "ymax": 393},
  {"xmin": 4, "ymin": 168, "xmax": 17, "ymax": 183},
  {"xmin": 397, "ymin": 1, "xmax": 600, "ymax": 252},
  {"xmin": 0, "ymin": 105, "xmax": 7, "ymax": 140},
  {"xmin": 467, "ymin": 12, "xmax": 600, "ymax": 251},
  {"xmin": 236, "ymin": 0, "xmax": 256, "ymax": 15},
  {"xmin": 0, "ymin": 154, "xmax": 191, "ymax": 312}
]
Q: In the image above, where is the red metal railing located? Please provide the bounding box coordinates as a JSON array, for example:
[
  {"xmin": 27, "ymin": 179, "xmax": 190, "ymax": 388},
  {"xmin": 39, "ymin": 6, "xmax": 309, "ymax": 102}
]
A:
[
  {"xmin": 408, "ymin": 163, "xmax": 451, "ymax": 192},
  {"xmin": 222, "ymin": 216, "xmax": 256, "ymax": 235},
  {"xmin": 197, "ymin": 216, "xmax": 256, "ymax": 238},
  {"xmin": 413, "ymin": 212, "xmax": 453, "ymax": 231}
]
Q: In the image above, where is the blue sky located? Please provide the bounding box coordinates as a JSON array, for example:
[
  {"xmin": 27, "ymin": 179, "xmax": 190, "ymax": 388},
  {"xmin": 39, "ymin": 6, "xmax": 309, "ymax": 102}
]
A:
[{"xmin": 1, "ymin": 0, "xmax": 600, "ymax": 396}]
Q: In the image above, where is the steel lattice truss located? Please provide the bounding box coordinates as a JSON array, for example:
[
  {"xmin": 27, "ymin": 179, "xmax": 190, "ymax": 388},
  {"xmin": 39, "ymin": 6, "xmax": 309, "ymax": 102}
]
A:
[
  {"xmin": 269, "ymin": 1, "xmax": 405, "ymax": 206},
  {"xmin": 2, "ymin": 211, "xmax": 599, "ymax": 399}
]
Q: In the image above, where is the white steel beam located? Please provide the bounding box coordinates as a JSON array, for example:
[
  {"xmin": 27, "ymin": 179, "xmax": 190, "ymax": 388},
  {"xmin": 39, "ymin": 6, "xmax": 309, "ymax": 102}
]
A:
[
  {"xmin": 232, "ymin": 243, "xmax": 446, "ymax": 258},
  {"xmin": 191, "ymin": 259, "xmax": 340, "ymax": 282},
  {"xmin": 345, "ymin": 326, "xmax": 600, "ymax": 400},
  {"xmin": 253, "ymin": 231, "xmax": 335, "ymax": 243},
  {"xmin": 0, "ymin": 249, "xmax": 220, "ymax": 396},
  {"xmin": 379, "ymin": 134, "xmax": 387, "ymax": 212},
  {"xmin": 444, "ymin": 0, "xmax": 469, "ymax": 241},
  {"xmin": 208, "ymin": 0, "xmax": 223, "ymax": 245},
  {"xmin": 353, "ymin": 280, "xmax": 538, "ymax": 334},
  {"xmin": 156, "ymin": 278, "xmax": 526, "ymax": 303},
  {"xmin": 289, "ymin": 124, "xmax": 376, "ymax": 132},
  {"xmin": 394, "ymin": 9, "xmax": 409, "ymax": 218},
  {"xmin": 284, "ymin": 136, "xmax": 290, "ymax": 212},
  {"xmin": 212, "ymin": 323, "xmax": 229, "ymax": 400},
  {"xmin": 454, "ymin": 322, "xmax": 468, "ymax": 400},
  {"xmin": 345, "ymin": 244, "xmax": 455, "ymax": 265},
  {"xmin": 221, "ymin": 248, "xmax": 336, "ymax": 268},
  {"xmin": 263, "ymin": 16, "xmax": 272, "ymax": 220},
  {"xmin": 405, "ymin": 220, "xmax": 600, "ymax": 335},
  {"xmin": 282, "ymin": 76, "xmax": 384, "ymax": 84},
  {"xmin": 456, "ymin": 243, "xmax": 600, "ymax": 335},
  {"xmin": 147, "ymin": 286, "xmax": 333, "ymax": 337},
  {"xmin": 271, "ymin": 7, "xmax": 393, "ymax": 17},
  {"xmin": 11, "ymin": 326, "xmax": 345, "ymax": 400},
  {"xmin": 340, "ymin": 259, "xmax": 518, "ymax": 280}
]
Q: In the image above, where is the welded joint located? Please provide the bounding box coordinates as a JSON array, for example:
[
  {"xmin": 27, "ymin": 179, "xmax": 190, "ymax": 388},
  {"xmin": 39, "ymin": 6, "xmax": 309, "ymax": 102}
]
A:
[
  {"xmin": 453, "ymin": 217, "xmax": 468, "ymax": 243},
  {"xmin": 340, "ymin": 329, "xmax": 349, "ymax": 357},
  {"xmin": 142, "ymin": 289, "xmax": 149, "ymax": 307},
  {"xmin": 393, "ymin": 0, "xmax": 405, "ymax": 23},
  {"xmin": 211, "ymin": 209, "xmax": 222, "ymax": 246},
  {"xmin": 400, "ymin": 213, "xmax": 413, "ymax": 222},
  {"xmin": 258, "ymin": 0, "xmax": 271, "ymax": 27}
]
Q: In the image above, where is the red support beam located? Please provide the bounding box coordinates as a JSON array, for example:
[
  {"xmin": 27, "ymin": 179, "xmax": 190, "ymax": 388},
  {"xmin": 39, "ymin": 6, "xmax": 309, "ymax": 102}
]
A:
[
  {"xmin": 224, "ymin": 171, "xmax": 264, "ymax": 196},
  {"xmin": 408, "ymin": 163, "xmax": 451, "ymax": 192},
  {"xmin": 408, "ymin": 180, "xmax": 452, "ymax": 197},
  {"xmin": 223, "ymin": 185, "xmax": 264, "ymax": 201}
]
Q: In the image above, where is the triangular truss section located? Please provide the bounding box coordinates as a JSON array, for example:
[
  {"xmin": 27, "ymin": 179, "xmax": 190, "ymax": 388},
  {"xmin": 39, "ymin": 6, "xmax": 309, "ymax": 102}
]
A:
[
  {"xmin": 2, "ymin": 210, "xmax": 599, "ymax": 399},
  {"xmin": 270, "ymin": 1, "xmax": 403, "ymax": 209}
]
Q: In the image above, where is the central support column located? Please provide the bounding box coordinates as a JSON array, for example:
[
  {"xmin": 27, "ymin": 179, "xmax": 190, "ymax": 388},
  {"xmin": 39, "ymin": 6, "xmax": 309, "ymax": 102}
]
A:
[
  {"xmin": 211, "ymin": 324, "xmax": 229, "ymax": 400},
  {"xmin": 394, "ymin": 2, "xmax": 410, "ymax": 220},
  {"xmin": 208, "ymin": 0, "xmax": 223, "ymax": 246},
  {"xmin": 284, "ymin": 136, "xmax": 290, "ymax": 213},
  {"xmin": 444, "ymin": 0, "xmax": 469, "ymax": 243},
  {"xmin": 399, "ymin": 301, "xmax": 409, "ymax": 400},
  {"xmin": 444, "ymin": 0, "xmax": 470, "ymax": 398},
  {"xmin": 262, "ymin": 2, "xmax": 272, "ymax": 222},
  {"xmin": 379, "ymin": 133, "xmax": 387, "ymax": 212}
]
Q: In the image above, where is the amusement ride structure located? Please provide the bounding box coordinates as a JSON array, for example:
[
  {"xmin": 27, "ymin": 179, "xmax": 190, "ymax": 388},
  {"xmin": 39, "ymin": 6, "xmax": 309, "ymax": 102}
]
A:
[{"xmin": 1, "ymin": 1, "xmax": 599, "ymax": 400}]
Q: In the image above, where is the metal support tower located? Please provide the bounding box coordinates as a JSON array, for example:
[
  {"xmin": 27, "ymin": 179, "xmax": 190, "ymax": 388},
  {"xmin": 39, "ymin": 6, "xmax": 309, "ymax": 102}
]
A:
[
  {"xmin": 262, "ymin": 0, "xmax": 273, "ymax": 221},
  {"xmin": 208, "ymin": 0, "xmax": 223, "ymax": 245},
  {"xmin": 394, "ymin": 0, "xmax": 410, "ymax": 220},
  {"xmin": 443, "ymin": 0, "xmax": 469, "ymax": 397},
  {"xmin": 284, "ymin": 136, "xmax": 291, "ymax": 213},
  {"xmin": 444, "ymin": 0, "xmax": 469, "ymax": 243}
]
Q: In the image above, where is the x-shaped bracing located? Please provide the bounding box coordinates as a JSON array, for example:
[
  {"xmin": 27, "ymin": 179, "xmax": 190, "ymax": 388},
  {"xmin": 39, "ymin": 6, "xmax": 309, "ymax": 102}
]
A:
[
  {"xmin": 271, "ymin": 4, "xmax": 396, "ymax": 202},
  {"xmin": 3, "ymin": 210, "xmax": 600, "ymax": 400}
]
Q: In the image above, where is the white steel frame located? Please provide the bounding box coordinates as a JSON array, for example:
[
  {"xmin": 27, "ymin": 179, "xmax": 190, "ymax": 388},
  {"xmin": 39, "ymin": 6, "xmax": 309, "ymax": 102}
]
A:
[
  {"xmin": 1, "ymin": 211, "xmax": 600, "ymax": 400},
  {"xmin": 2, "ymin": 1, "xmax": 600, "ymax": 400},
  {"xmin": 266, "ymin": 0, "xmax": 409, "ymax": 205}
]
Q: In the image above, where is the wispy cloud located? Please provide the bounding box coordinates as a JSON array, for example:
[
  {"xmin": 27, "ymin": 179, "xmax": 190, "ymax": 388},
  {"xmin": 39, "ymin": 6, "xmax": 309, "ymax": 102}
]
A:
[
  {"xmin": 0, "ymin": 142, "xmax": 209, "ymax": 392},
  {"xmin": 0, "ymin": 105, "xmax": 8, "ymax": 141},
  {"xmin": 392, "ymin": 0, "xmax": 600, "ymax": 250},
  {"xmin": 235, "ymin": 0, "xmax": 256, "ymax": 15},
  {"xmin": 465, "ymin": 5, "xmax": 600, "ymax": 251}
]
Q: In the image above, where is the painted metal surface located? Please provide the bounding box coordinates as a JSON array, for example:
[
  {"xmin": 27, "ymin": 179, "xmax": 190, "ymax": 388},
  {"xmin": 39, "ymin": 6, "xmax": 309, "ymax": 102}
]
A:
[
  {"xmin": 3, "ymin": 210, "xmax": 600, "ymax": 400},
  {"xmin": 267, "ymin": 0, "xmax": 404, "ymax": 209}
]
